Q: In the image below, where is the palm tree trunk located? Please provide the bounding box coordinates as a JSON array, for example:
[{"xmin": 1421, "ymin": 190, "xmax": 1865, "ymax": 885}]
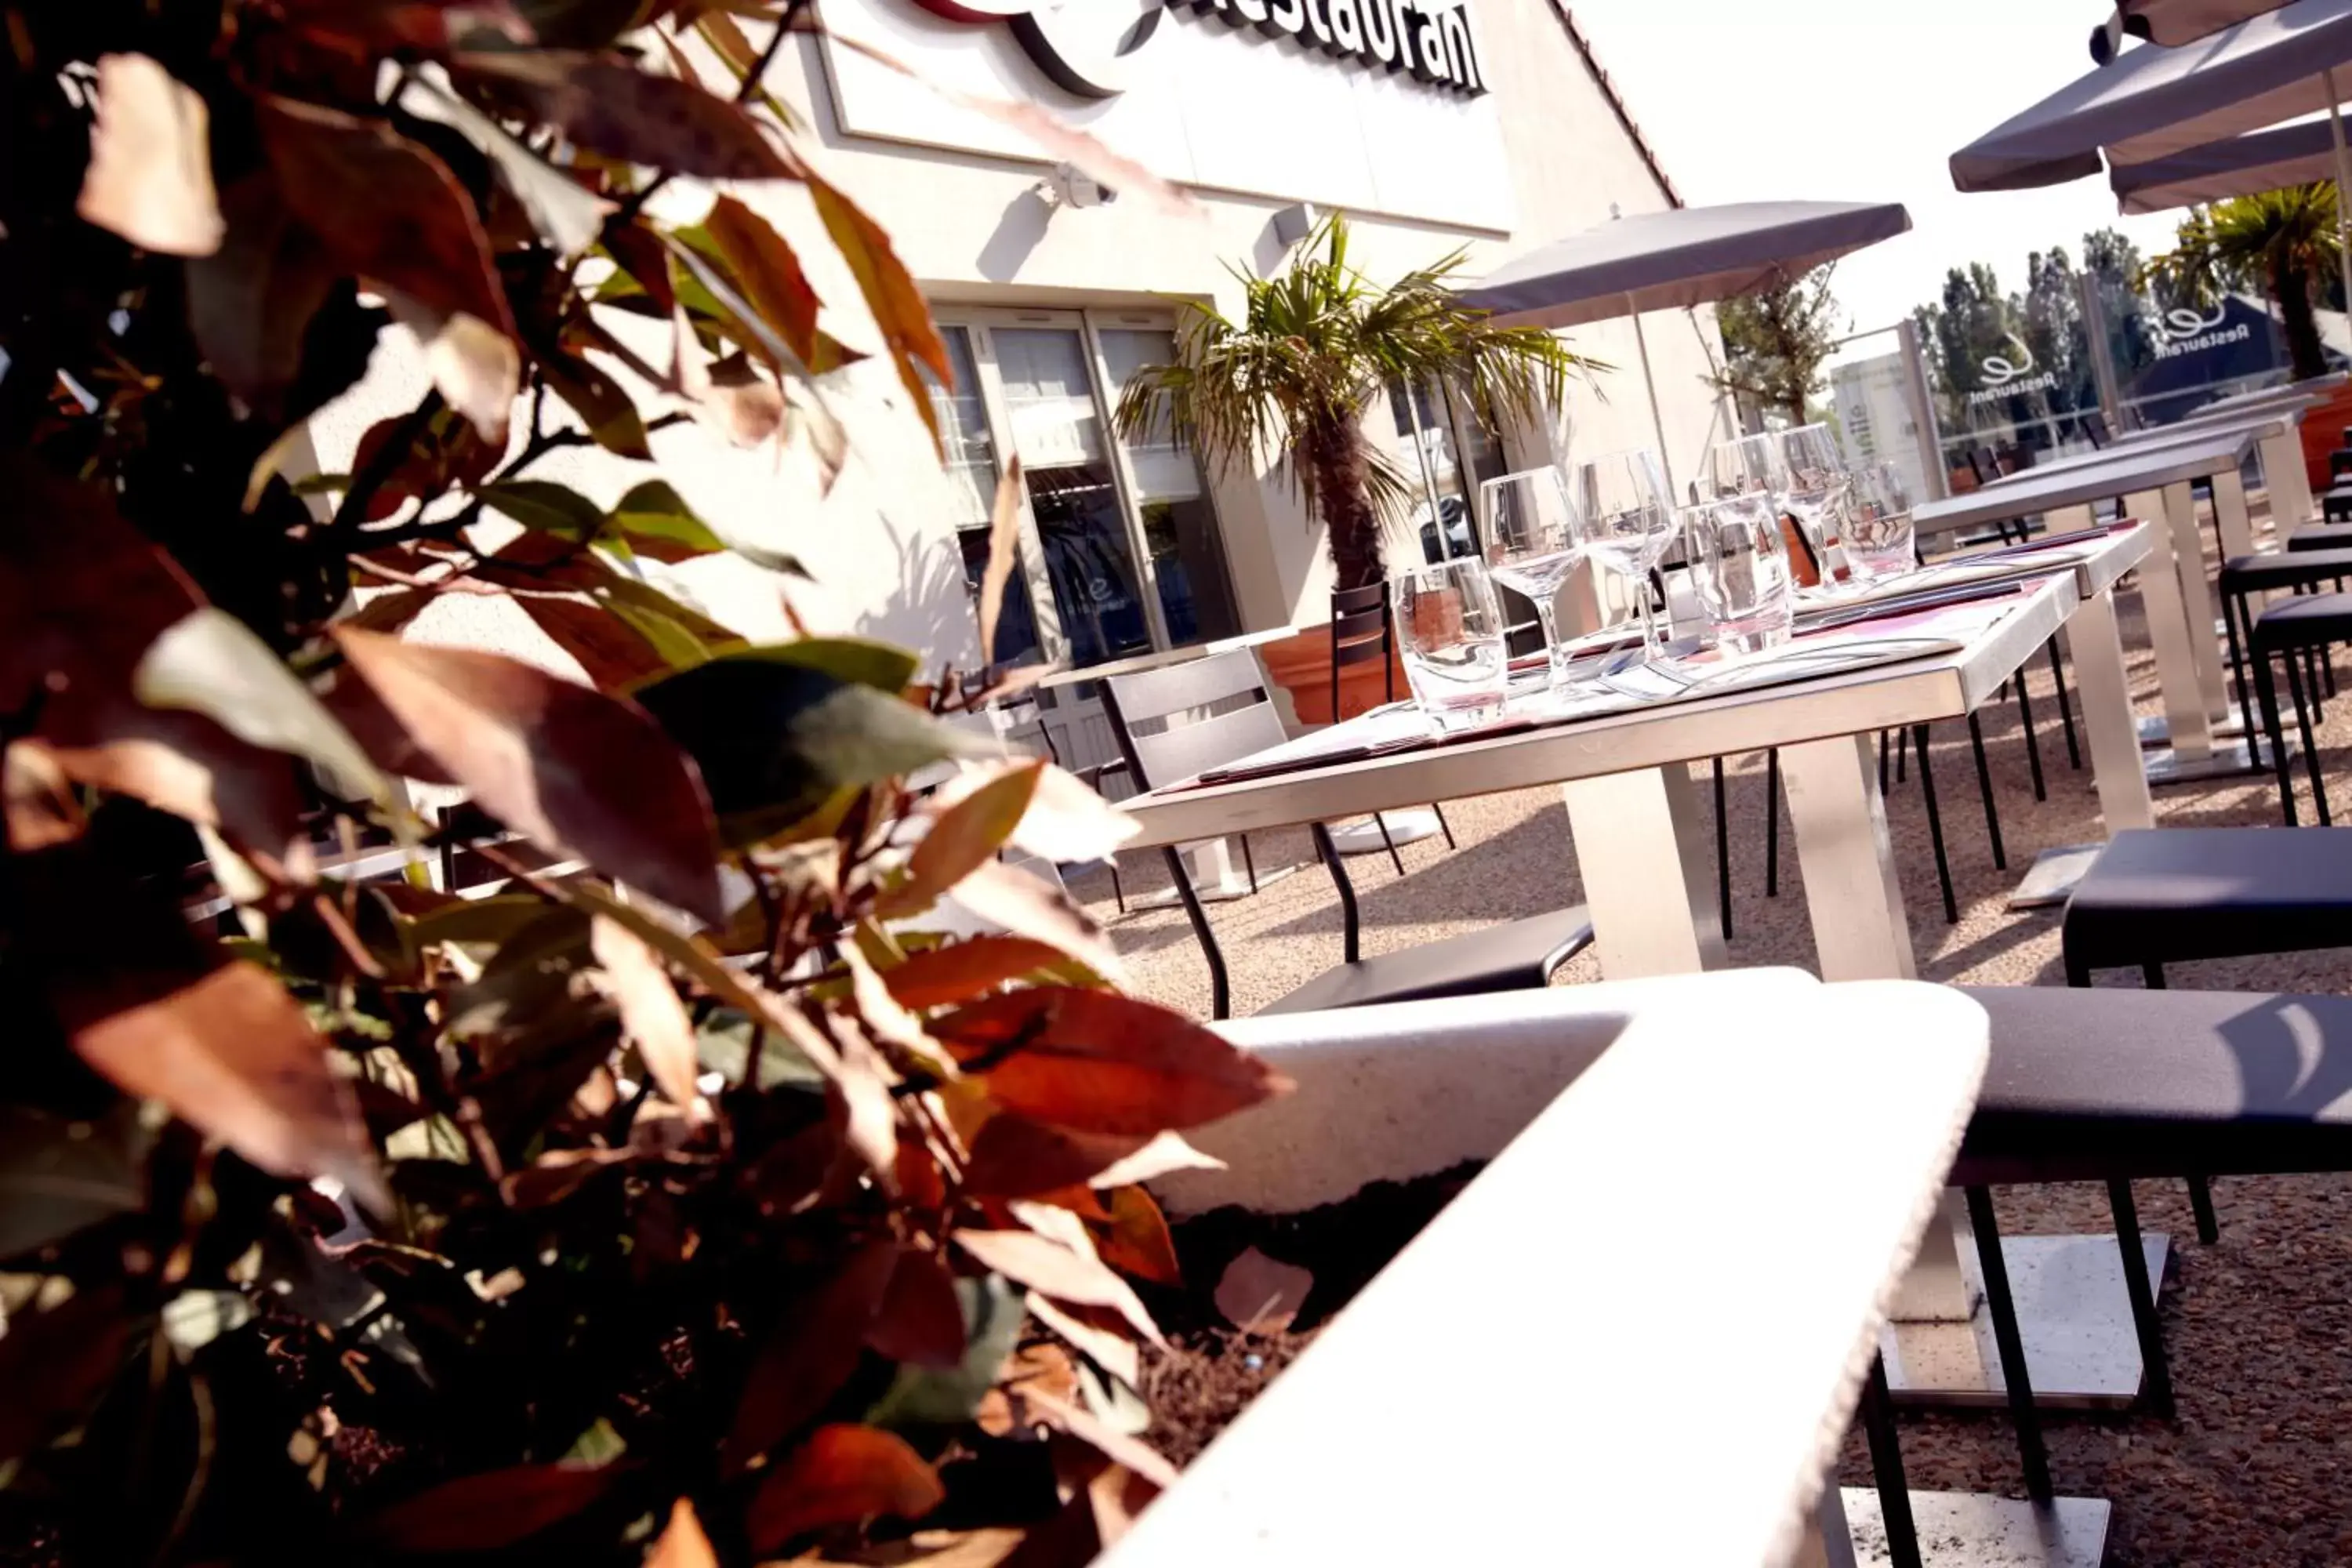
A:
[
  {"xmin": 1299, "ymin": 413, "xmax": 1386, "ymax": 590},
  {"xmin": 2274, "ymin": 256, "xmax": 2328, "ymax": 379}
]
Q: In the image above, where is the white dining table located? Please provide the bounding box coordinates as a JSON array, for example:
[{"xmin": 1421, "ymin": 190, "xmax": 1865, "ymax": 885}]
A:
[
  {"xmin": 1116, "ymin": 524, "xmax": 2172, "ymax": 1426},
  {"xmin": 1914, "ymin": 427, "xmax": 2258, "ymax": 784}
]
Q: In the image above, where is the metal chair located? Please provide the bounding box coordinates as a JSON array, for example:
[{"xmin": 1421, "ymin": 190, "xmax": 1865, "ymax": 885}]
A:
[{"xmin": 1106, "ymin": 649, "xmax": 1592, "ymax": 1020}]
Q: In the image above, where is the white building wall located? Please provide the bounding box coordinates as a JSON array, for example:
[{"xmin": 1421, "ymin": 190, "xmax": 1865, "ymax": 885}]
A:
[{"xmin": 312, "ymin": 2, "xmax": 1722, "ymax": 680}]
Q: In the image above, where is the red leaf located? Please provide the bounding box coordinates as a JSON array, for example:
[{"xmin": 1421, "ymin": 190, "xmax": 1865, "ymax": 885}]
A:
[
  {"xmin": 745, "ymin": 1425, "xmax": 944, "ymax": 1553},
  {"xmin": 280, "ymin": 0, "xmax": 533, "ymax": 53},
  {"xmin": 866, "ymin": 1246, "xmax": 967, "ymax": 1369},
  {"xmin": 808, "ymin": 173, "xmax": 949, "ymax": 452},
  {"xmin": 516, "ymin": 593, "xmax": 676, "ymax": 689},
  {"xmin": 187, "ymin": 173, "xmax": 339, "ymax": 417},
  {"xmin": 0, "ymin": 1286, "xmax": 137, "ymax": 1464},
  {"xmin": 880, "ymin": 935, "xmax": 1066, "ymax": 1009},
  {"xmin": 348, "ymin": 411, "xmax": 499, "ymax": 521},
  {"xmin": 76, "ymin": 54, "xmax": 222, "ymax": 256},
  {"xmin": 645, "ymin": 1497, "xmax": 717, "ymax": 1568},
  {"xmin": 589, "ymin": 915, "xmax": 702, "ymax": 1117},
  {"xmin": 1095, "ymin": 1185, "xmax": 1181, "ymax": 1288},
  {"xmin": 704, "ymin": 194, "xmax": 823, "ymax": 367},
  {"xmin": 945, "ymin": 861, "xmax": 1124, "ymax": 985},
  {"xmin": 364, "ymin": 1462, "xmax": 626, "ymax": 1552},
  {"xmin": 256, "ymin": 95, "xmax": 515, "ymax": 339},
  {"xmin": 931, "ymin": 989, "xmax": 1290, "ymax": 1135},
  {"xmin": 879, "ymin": 760, "xmax": 1041, "ymax": 918},
  {"xmin": 951, "ymin": 1225, "xmax": 1160, "ymax": 1347},
  {"xmin": 1213, "ymin": 1246, "xmax": 1312, "ymax": 1335},
  {"xmin": 723, "ymin": 1240, "xmax": 898, "ymax": 1474},
  {"xmin": 461, "ymin": 52, "xmax": 801, "ymax": 181},
  {"xmin": 4, "ymin": 742, "xmax": 85, "ymax": 852},
  {"xmin": 328, "ymin": 626, "xmax": 724, "ymax": 924},
  {"xmin": 961, "ymin": 1115, "xmax": 1149, "ymax": 1198}
]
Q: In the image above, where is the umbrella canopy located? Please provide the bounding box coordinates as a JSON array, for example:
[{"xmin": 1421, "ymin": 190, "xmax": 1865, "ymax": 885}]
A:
[
  {"xmin": 1953, "ymin": 0, "xmax": 2352, "ymax": 192},
  {"xmin": 1457, "ymin": 200, "xmax": 1914, "ymax": 330},
  {"xmin": 2097, "ymin": 0, "xmax": 2293, "ymax": 56},
  {"xmin": 2109, "ymin": 115, "xmax": 2338, "ymax": 208}
]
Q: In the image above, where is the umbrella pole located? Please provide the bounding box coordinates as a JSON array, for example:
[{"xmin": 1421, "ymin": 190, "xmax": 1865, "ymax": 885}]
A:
[
  {"xmin": 2329, "ymin": 69, "xmax": 2352, "ymax": 326},
  {"xmin": 1630, "ymin": 293, "xmax": 1677, "ymax": 502}
]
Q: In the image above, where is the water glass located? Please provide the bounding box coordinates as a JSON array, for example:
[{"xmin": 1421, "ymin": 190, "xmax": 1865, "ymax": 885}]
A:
[
  {"xmin": 1681, "ymin": 493, "xmax": 1793, "ymax": 653},
  {"xmin": 1843, "ymin": 461, "xmax": 1916, "ymax": 583},
  {"xmin": 1571, "ymin": 448, "xmax": 1676, "ymax": 659},
  {"xmin": 1391, "ymin": 557, "xmax": 1509, "ymax": 729},
  {"xmin": 1478, "ymin": 466, "xmax": 1584, "ymax": 687}
]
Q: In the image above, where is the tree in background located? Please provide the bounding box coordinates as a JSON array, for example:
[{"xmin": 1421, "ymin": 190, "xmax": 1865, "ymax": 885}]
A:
[
  {"xmin": 0, "ymin": 5, "xmax": 1274, "ymax": 1564},
  {"xmin": 1112, "ymin": 215, "xmax": 1588, "ymax": 590},
  {"xmin": 1710, "ymin": 266, "xmax": 1843, "ymax": 427},
  {"xmin": 2147, "ymin": 184, "xmax": 2343, "ymax": 379}
]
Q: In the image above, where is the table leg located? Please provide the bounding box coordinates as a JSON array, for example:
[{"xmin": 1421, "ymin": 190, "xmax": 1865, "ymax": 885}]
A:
[
  {"xmin": 2128, "ymin": 486, "xmax": 2216, "ymax": 762},
  {"xmin": 2162, "ymin": 479, "xmax": 2232, "ymax": 723},
  {"xmin": 2067, "ymin": 592, "xmax": 2158, "ymax": 833},
  {"xmin": 1777, "ymin": 732, "xmax": 1916, "ymax": 982},
  {"xmin": 2213, "ymin": 465, "xmax": 2256, "ymax": 562},
  {"xmin": 2262, "ymin": 428, "xmax": 2314, "ymax": 533},
  {"xmin": 1560, "ymin": 763, "xmax": 1726, "ymax": 978}
]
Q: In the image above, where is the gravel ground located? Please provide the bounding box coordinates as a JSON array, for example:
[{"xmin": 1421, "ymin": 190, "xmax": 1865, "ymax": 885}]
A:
[{"xmin": 1068, "ymin": 494, "xmax": 2352, "ymax": 1566}]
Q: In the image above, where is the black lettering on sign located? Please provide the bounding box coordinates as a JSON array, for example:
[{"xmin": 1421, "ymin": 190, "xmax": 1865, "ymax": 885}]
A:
[{"xmin": 916, "ymin": 0, "xmax": 1484, "ymax": 97}]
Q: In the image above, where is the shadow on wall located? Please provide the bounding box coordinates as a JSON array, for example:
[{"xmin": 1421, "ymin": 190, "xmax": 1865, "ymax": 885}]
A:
[
  {"xmin": 848, "ymin": 515, "xmax": 982, "ymax": 674},
  {"xmin": 978, "ymin": 187, "xmax": 1056, "ymax": 283}
]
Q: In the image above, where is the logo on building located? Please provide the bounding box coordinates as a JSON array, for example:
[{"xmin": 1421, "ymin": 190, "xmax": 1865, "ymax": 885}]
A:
[
  {"xmin": 2146, "ymin": 300, "xmax": 2249, "ymax": 360},
  {"xmin": 912, "ymin": 0, "xmax": 1486, "ymax": 100},
  {"xmin": 1968, "ymin": 333, "xmax": 2057, "ymax": 405}
]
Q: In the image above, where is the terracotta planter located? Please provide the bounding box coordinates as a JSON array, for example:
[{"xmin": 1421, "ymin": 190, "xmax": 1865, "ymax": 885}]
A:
[
  {"xmin": 2297, "ymin": 382, "xmax": 2352, "ymax": 499},
  {"xmin": 1254, "ymin": 626, "xmax": 1409, "ymax": 729}
]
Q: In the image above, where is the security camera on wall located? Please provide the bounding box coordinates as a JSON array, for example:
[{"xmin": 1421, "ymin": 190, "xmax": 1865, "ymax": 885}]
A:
[{"xmin": 1036, "ymin": 163, "xmax": 1119, "ymax": 209}]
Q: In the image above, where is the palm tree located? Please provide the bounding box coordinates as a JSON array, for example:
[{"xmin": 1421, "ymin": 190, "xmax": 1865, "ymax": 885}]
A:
[
  {"xmin": 2145, "ymin": 184, "xmax": 2341, "ymax": 379},
  {"xmin": 1112, "ymin": 216, "xmax": 1594, "ymax": 590}
]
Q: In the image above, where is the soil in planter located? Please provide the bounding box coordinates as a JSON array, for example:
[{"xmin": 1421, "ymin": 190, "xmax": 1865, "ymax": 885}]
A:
[{"xmin": 1136, "ymin": 1160, "xmax": 1482, "ymax": 1466}]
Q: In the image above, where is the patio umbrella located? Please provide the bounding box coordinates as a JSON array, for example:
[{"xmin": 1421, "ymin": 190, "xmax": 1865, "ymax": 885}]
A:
[
  {"xmin": 2092, "ymin": 0, "xmax": 2294, "ymax": 60},
  {"xmin": 1456, "ymin": 200, "xmax": 1913, "ymax": 497},
  {"xmin": 1953, "ymin": 0, "xmax": 2352, "ymax": 314},
  {"xmin": 2108, "ymin": 115, "xmax": 2339, "ymax": 209}
]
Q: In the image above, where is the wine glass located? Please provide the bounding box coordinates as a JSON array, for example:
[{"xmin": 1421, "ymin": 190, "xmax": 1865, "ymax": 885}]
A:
[
  {"xmin": 1777, "ymin": 423, "xmax": 1853, "ymax": 566},
  {"xmin": 1478, "ymin": 466, "xmax": 1584, "ymax": 687},
  {"xmin": 1702, "ymin": 432, "xmax": 1785, "ymax": 500},
  {"xmin": 1570, "ymin": 448, "xmax": 1677, "ymax": 659}
]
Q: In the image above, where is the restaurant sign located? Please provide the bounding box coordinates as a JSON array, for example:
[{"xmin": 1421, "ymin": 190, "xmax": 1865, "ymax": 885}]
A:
[
  {"xmin": 2147, "ymin": 301, "xmax": 2250, "ymax": 361},
  {"xmin": 913, "ymin": 0, "xmax": 1486, "ymax": 99},
  {"xmin": 1967, "ymin": 334, "xmax": 2056, "ymax": 406}
]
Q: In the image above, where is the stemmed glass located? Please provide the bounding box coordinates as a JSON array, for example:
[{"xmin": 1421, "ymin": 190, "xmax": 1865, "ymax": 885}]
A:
[
  {"xmin": 1701, "ymin": 432, "xmax": 1784, "ymax": 501},
  {"xmin": 1777, "ymin": 423, "xmax": 1853, "ymax": 568},
  {"xmin": 1570, "ymin": 448, "xmax": 1677, "ymax": 659},
  {"xmin": 1478, "ymin": 466, "xmax": 1584, "ymax": 687}
]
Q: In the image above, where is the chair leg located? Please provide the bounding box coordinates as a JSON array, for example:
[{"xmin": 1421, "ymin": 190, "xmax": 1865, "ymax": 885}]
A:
[
  {"xmin": 1371, "ymin": 813, "xmax": 1406, "ymax": 878},
  {"xmin": 1764, "ymin": 749, "xmax": 1781, "ymax": 898},
  {"xmin": 1964, "ymin": 1186, "xmax": 2055, "ymax": 1501},
  {"xmin": 2105, "ymin": 1178, "xmax": 2177, "ymax": 1418},
  {"xmin": 1966, "ymin": 712, "xmax": 2008, "ymax": 871},
  {"xmin": 1859, "ymin": 1354, "xmax": 1925, "ymax": 1568},
  {"xmin": 1878, "ymin": 728, "xmax": 1892, "ymax": 793},
  {"xmin": 2188, "ymin": 1177, "xmax": 2222, "ymax": 1246},
  {"xmin": 1309, "ymin": 822, "xmax": 1363, "ymax": 966},
  {"xmin": 1239, "ymin": 834, "xmax": 1259, "ymax": 897},
  {"xmin": 1109, "ymin": 858, "xmax": 1126, "ymax": 915},
  {"xmin": 1430, "ymin": 801, "xmax": 1457, "ymax": 851},
  {"xmin": 1895, "ymin": 724, "xmax": 1907, "ymax": 782},
  {"xmin": 2285, "ymin": 651, "xmax": 2332, "ymax": 825},
  {"xmin": 2253, "ymin": 647, "xmax": 2299, "ymax": 826},
  {"xmin": 1912, "ymin": 725, "xmax": 1959, "ymax": 924},
  {"xmin": 1713, "ymin": 757, "xmax": 1733, "ymax": 942},
  {"xmin": 2048, "ymin": 638, "xmax": 2082, "ymax": 770},
  {"xmin": 2223, "ymin": 593, "xmax": 2263, "ymax": 769},
  {"xmin": 2012, "ymin": 664, "xmax": 2047, "ymax": 802},
  {"xmin": 1161, "ymin": 845, "xmax": 1229, "ymax": 1021}
]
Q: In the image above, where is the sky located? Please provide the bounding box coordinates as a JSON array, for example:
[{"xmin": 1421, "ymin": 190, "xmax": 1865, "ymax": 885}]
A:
[{"xmin": 1563, "ymin": 0, "xmax": 2190, "ymax": 361}]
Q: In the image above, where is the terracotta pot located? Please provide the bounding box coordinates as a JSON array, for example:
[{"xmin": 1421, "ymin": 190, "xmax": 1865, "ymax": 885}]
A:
[
  {"xmin": 2297, "ymin": 382, "xmax": 2352, "ymax": 499},
  {"xmin": 1254, "ymin": 626, "xmax": 1409, "ymax": 728}
]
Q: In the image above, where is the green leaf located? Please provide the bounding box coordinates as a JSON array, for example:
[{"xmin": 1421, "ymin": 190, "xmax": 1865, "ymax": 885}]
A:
[
  {"xmin": 405, "ymin": 895, "xmax": 554, "ymax": 951},
  {"xmin": 133, "ymin": 607, "xmax": 402, "ymax": 819},
  {"xmin": 476, "ymin": 479, "xmax": 607, "ymax": 543},
  {"xmin": 728, "ymin": 637, "xmax": 920, "ymax": 695},
  {"xmin": 695, "ymin": 1010, "xmax": 825, "ymax": 1091},
  {"xmin": 632, "ymin": 653, "xmax": 989, "ymax": 844},
  {"xmin": 864, "ymin": 1272, "xmax": 1025, "ymax": 1429},
  {"xmin": 162, "ymin": 1290, "xmax": 255, "ymax": 1355},
  {"xmin": 609, "ymin": 481, "xmax": 728, "ymax": 563},
  {"xmin": 539, "ymin": 347, "xmax": 654, "ymax": 459},
  {"xmin": 562, "ymin": 1417, "xmax": 628, "ymax": 1467},
  {"xmin": 607, "ymin": 601, "xmax": 714, "ymax": 673}
]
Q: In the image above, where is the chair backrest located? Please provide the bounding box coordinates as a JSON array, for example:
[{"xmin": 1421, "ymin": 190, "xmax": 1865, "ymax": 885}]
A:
[
  {"xmin": 1328, "ymin": 583, "xmax": 1396, "ymax": 716},
  {"xmin": 1107, "ymin": 650, "xmax": 1288, "ymax": 789}
]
